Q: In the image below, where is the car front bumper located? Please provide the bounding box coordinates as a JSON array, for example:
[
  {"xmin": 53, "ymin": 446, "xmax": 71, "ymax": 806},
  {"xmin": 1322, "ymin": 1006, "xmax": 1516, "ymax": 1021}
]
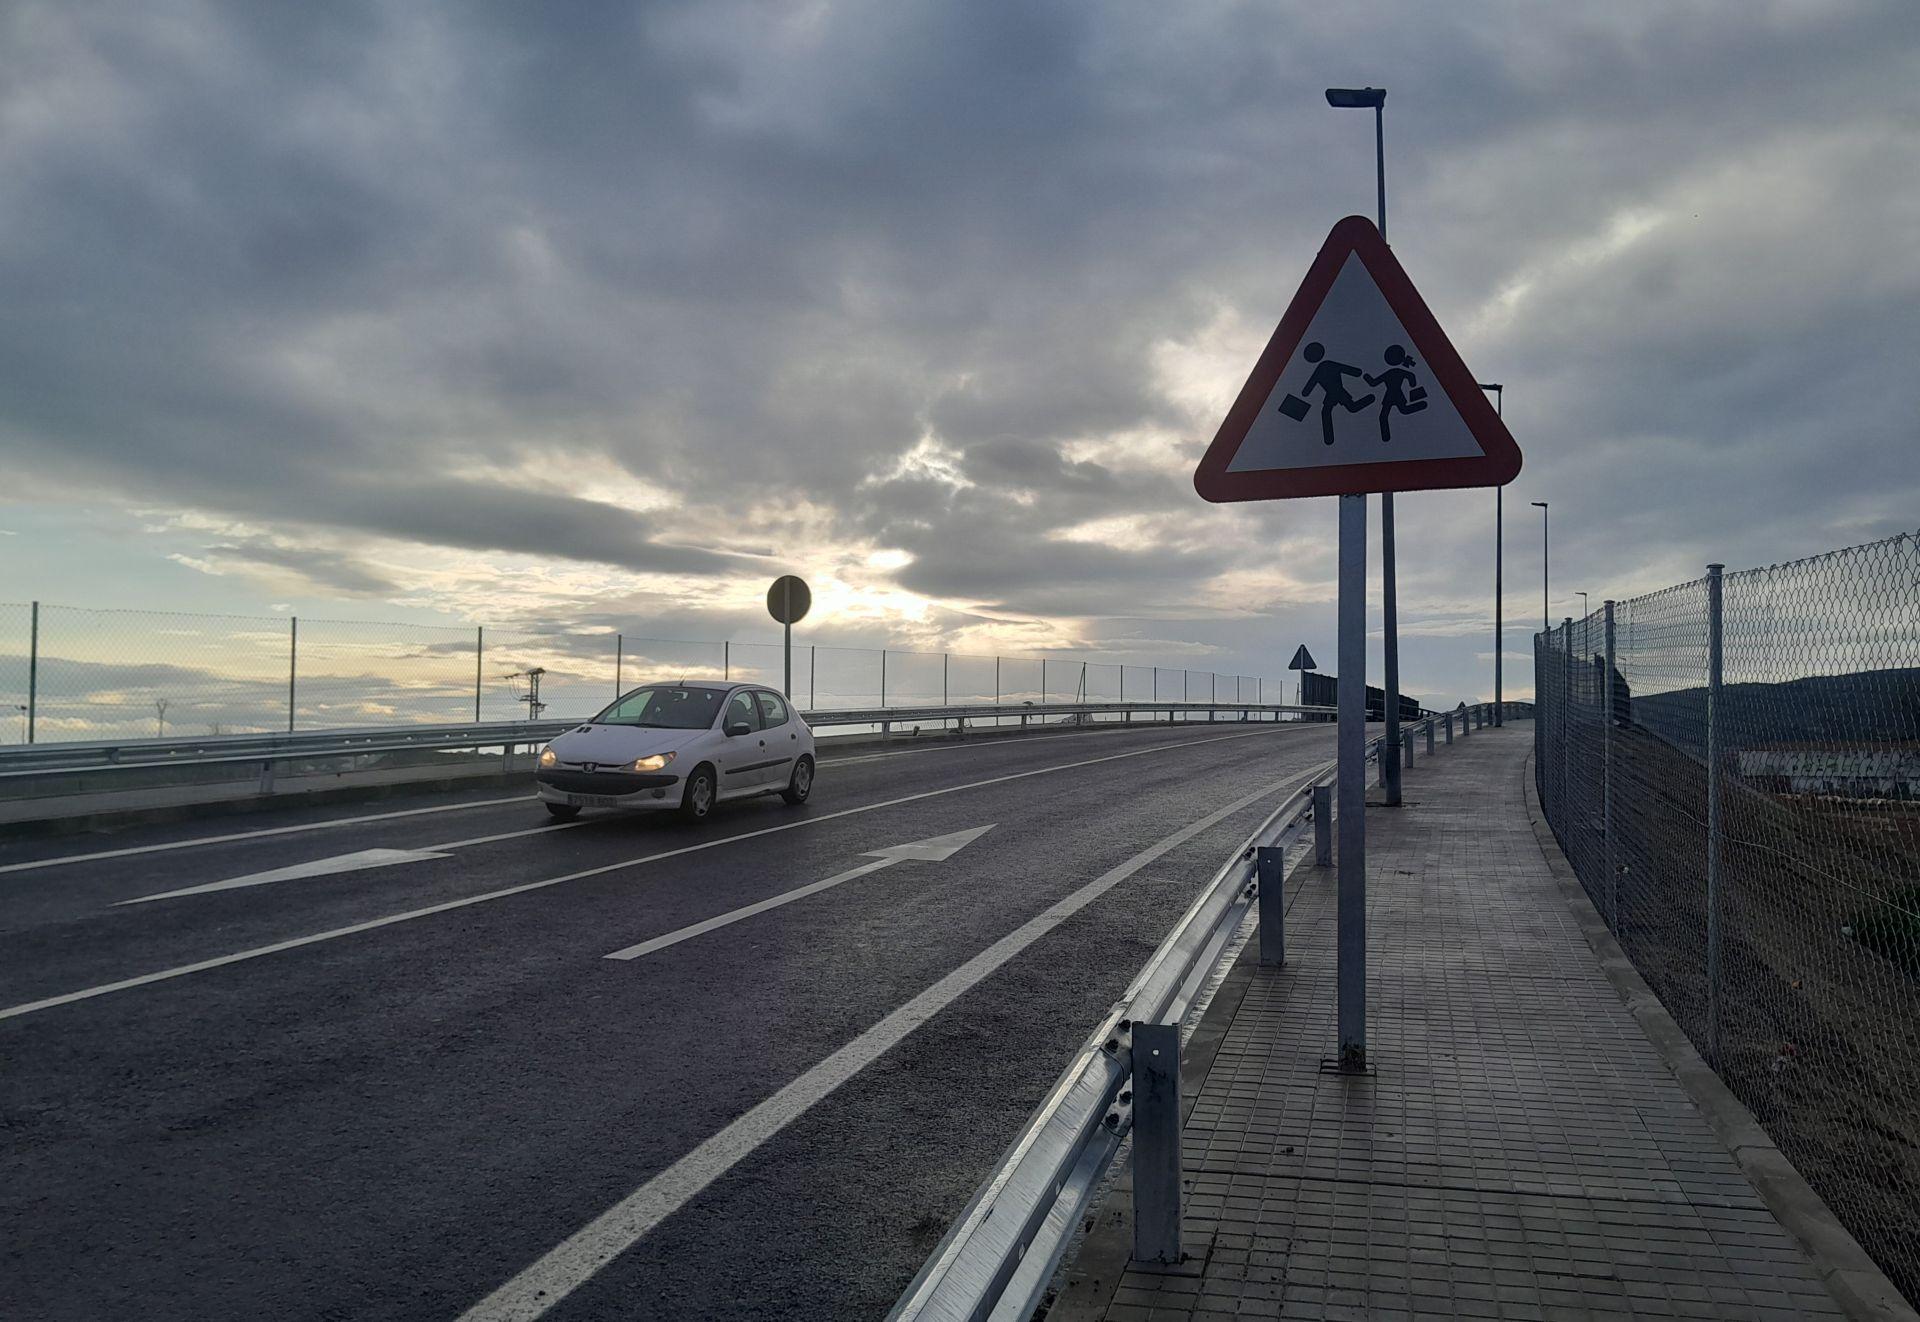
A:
[{"xmin": 535, "ymin": 768, "xmax": 681, "ymax": 810}]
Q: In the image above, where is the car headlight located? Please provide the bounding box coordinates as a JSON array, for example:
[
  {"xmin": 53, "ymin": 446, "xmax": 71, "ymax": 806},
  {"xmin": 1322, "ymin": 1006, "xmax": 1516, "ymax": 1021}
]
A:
[
  {"xmin": 631, "ymin": 752, "xmax": 676, "ymax": 773},
  {"xmin": 539, "ymin": 746, "xmax": 557, "ymax": 768}
]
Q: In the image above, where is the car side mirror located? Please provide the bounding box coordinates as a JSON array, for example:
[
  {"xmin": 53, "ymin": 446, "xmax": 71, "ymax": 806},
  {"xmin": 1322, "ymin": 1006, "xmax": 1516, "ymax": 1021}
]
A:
[{"xmin": 725, "ymin": 720, "xmax": 753, "ymax": 737}]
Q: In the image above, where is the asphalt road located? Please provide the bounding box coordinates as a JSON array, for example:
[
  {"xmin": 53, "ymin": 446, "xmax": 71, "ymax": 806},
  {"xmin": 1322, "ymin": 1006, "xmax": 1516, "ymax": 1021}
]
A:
[{"xmin": 0, "ymin": 719, "xmax": 1338, "ymax": 1321}]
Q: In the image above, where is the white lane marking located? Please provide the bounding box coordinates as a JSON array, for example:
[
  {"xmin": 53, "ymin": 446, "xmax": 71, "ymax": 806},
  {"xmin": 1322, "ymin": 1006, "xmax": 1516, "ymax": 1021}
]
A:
[
  {"xmin": 112, "ymin": 821, "xmax": 592, "ymax": 907},
  {"xmin": 115, "ymin": 848, "xmax": 452, "ymax": 905},
  {"xmin": 0, "ymin": 795, "xmax": 538, "ymax": 877},
  {"xmin": 603, "ymin": 858, "xmax": 896, "ymax": 961},
  {"xmin": 0, "ymin": 727, "xmax": 1293, "ymax": 1022},
  {"xmin": 602, "ymin": 824, "xmax": 996, "ymax": 961},
  {"xmin": 457, "ymin": 771, "xmax": 1308, "ymax": 1322}
]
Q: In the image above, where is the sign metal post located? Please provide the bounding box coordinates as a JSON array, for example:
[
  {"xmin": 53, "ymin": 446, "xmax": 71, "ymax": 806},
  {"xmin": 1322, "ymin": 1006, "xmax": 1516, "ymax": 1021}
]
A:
[{"xmin": 1193, "ymin": 214, "xmax": 1522, "ymax": 1075}]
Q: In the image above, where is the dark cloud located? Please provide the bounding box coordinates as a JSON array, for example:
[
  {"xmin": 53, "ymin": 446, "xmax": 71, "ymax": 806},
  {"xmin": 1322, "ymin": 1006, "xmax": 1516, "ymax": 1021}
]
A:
[{"xmin": 2, "ymin": 0, "xmax": 1916, "ymax": 708}]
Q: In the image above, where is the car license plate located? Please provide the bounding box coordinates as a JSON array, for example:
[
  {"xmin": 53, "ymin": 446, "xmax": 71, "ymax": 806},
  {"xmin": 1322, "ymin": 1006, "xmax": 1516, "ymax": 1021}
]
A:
[{"xmin": 566, "ymin": 793, "xmax": 621, "ymax": 808}]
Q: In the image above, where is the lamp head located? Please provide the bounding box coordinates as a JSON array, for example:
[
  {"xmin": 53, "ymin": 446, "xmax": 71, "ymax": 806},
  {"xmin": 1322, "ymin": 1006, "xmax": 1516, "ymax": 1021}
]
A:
[
  {"xmin": 1531, "ymin": 501, "xmax": 1548, "ymax": 509},
  {"xmin": 1324, "ymin": 87, "xmax": 1386, "ymax": 109}
]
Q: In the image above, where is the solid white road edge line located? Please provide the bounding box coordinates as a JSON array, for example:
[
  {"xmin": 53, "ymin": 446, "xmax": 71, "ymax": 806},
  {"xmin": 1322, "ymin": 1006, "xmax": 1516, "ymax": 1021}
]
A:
[
  {"xmin": 0, "ymin": 795, "xmax": 539, "ymax": 877},
  {"xmin": 455, "ymin": 769, "xmax": 1312, "ymax": 1322},
  {"xmin": 0, "ymin": 726, "xmax": 1292, "ymax": 1022}
]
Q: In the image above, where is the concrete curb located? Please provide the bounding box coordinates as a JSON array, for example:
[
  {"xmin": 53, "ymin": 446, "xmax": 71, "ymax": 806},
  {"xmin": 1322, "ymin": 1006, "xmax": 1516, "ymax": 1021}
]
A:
[{"xmin": 1520, "ymin": 749, "xmax": 1918, "ymax": 1322}]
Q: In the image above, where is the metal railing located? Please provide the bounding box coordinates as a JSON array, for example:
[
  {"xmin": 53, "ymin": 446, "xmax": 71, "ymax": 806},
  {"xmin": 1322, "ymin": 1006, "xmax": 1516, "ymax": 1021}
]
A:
[
  {"xmin": 893, "ymin": 702, "xmax": 1526, "ymax": 1321},
  {"xmin": 0, "ymin": 699, "xmax": 1338, "ymax": 786},
  {"xmin": 1533, "ymin": 527, "xmax": 1920, "ymax": 1305}
]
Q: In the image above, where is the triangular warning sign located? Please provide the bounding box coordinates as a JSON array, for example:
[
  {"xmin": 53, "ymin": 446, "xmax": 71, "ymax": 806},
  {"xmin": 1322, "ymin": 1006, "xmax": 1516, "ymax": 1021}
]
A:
[
  {"xmin": 1195, "ymin": 216, "xmax": 1521, "ymax": 502},
  {"xmin": 1287, "ymin": 644, "xmax": 1317, "ymax": 671}
]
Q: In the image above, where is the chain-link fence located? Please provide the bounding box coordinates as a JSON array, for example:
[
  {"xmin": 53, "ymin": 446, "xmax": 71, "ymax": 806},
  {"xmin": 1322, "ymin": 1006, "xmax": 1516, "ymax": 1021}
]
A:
[
  {"xmin": 0, "ymin": 602, "xmax": 1284, "ymax": 744},
  {"xmin": 1534, "ymin": 529, "xmax": 1920, "ymax": 1303}
]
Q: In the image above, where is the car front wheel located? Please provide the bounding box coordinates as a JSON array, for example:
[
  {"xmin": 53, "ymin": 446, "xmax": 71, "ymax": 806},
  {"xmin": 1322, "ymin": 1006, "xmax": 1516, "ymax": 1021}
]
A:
[
  {"xmin": 781, "ymin": 755, "xmax": 814, "ymax": 805},
  {"xmin": 680, "ymin": 765, "xmax": 717, "ymax": 821}
]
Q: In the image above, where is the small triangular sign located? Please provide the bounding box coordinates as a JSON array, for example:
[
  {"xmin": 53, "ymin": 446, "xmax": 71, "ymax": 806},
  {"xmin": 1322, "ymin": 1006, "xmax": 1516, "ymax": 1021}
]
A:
[
  {"xmin": 1195, "ymin": 216, "xmax": 1521, "ymax": 502},
  {"xmin": 1287, "ymin": 644, "xmax": 1317, "ymax": 671}
]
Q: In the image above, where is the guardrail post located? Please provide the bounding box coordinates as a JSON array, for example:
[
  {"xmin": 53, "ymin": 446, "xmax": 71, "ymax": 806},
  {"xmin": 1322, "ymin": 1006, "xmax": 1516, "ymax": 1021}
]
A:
[
  {"xmin": 1313, "ymin": 784, "xmax": 1332, "ymax": 865},
  {"xmin": 1130, "ymin": 1021, "xmax": 1182, "ymax": 1266},
  {"xmin": 1375, "ymin": 740, "xmax": 1387, "ymax": 787},
  {"xmin": 1705, "ymin": 565, "xmax": 1725, "ymax": 1069},
  {"xmin": 1461, "ymin": 706, "xmax": 1470, "ymax": 737},
  {"xmin": 27, "ymin": 600, "xmax": 38, "ymax": 744},
  {"xmin": 258, "ymin": 757, "xmax": 275, "ymax": 795},
  {"xmin": 1401, "ymin": 729, "xmax": 1414, "ymax": 770},
  {"xmin": 1425, "ymin": 719, "xmax": 1435, "ymax": 755},
  {"xmin": 1258, "ymin": 845, "xmax": 1286, "ymax": 966},
  {"xmin": 1443, "ymin": 711, "xmax": 1452, "ymax": 743}
]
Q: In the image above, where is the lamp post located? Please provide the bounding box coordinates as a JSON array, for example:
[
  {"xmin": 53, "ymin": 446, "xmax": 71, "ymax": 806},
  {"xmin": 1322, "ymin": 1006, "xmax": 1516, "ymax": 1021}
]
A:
[
  {"xmin": 1326, "ymin": 84, "xmax": 1401, "ymax": 807},
  {"xmin": 1481, "ymin": 383, "xmax": 1503, "ymax": 726},
  {"xmin": 1531, "ymin": 501, "xmax": 1550, "ymax": 633},
  {"xmin": 1577, "ymin": 591, "xmax": 1589, "ymax": 618}
]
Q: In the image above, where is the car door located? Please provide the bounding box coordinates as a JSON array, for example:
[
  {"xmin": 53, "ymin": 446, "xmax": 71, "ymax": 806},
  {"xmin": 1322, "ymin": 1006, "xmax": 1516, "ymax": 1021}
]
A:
[
  {"xmin": 715, "ymin": 690, "xmax": 767, "ymax": 797},
  {"xmin": 753, "ymin": 690, "xmax": 798, "ymax": 787}
]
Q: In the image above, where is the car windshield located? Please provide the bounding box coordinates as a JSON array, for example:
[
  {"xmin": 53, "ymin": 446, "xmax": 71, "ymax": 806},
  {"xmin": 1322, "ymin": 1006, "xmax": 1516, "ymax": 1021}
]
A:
[{"xmin": 591, "ymin": 685, "xmax": 728, "ymax": 729}]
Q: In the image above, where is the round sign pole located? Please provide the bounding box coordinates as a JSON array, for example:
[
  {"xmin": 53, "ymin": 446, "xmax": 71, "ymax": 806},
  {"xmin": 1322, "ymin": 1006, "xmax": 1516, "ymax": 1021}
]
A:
[{"xmin": 766, "ymin": 575, "xmax": 813, "ymax": 701}]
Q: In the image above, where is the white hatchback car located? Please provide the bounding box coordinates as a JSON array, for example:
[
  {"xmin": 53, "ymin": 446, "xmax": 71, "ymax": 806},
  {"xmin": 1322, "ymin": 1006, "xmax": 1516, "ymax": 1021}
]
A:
[{"xmin": 535, "ymin": 682, "xmax": 816, "ymax": 821}]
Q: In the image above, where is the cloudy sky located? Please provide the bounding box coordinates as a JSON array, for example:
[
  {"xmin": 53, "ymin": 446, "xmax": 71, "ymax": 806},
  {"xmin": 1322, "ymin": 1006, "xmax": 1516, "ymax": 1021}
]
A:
[{"xmin": 3, "ymin": 0, "xmax": 1917, "ymax": 709}]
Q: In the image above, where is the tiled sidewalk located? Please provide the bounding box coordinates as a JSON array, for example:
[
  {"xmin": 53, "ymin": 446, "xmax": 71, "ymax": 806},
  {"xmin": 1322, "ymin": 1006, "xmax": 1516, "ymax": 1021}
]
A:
[{"xmin": 1060, "ymin": 726, "xmax": 1857, "ymax": 1321}]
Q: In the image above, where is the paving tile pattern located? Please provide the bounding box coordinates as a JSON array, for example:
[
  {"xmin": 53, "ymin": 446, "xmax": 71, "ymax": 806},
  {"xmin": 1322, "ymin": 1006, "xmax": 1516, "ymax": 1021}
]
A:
[{"xmin": 1100, "ymin": 728, "xmax": 1845, "ymax": 1321}]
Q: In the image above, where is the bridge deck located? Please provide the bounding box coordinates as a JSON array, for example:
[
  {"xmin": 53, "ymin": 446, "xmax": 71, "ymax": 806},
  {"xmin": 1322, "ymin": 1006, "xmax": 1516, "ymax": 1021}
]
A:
[{"xmin": 1060, "ymin": 726, "xmax": 1862, "ymax": 1322}]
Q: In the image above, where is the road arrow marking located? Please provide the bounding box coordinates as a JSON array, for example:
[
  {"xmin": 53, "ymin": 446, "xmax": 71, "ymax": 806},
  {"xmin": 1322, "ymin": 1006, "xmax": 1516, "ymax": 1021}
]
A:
[
  {"xmin": 602, "ymin": 824, "xmax": 996, "ymax": 962},
  {"xmin": 115, "ymin": 848, "xmax": 451, "ymax": 906}
]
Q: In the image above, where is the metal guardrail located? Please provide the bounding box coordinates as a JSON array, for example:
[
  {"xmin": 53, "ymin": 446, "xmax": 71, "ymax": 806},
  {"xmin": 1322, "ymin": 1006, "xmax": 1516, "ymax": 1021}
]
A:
[
  {"xmin": 0, "ymin": 700, "xmax": 1338, "ymax": 782},
  {"xmin": 892, "ymin": 701, "xmax": 1532, "ymax": 1322}
]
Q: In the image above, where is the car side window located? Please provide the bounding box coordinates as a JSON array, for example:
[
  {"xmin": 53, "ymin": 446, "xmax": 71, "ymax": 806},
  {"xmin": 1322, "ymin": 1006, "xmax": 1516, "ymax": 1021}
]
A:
[
  {"xmin": 724, "ymin": 691, "xmax": 759, "ymax": 732},
  {"xmin": 756, "ymin": 691, "xmax": 789, "ymax": 728}
]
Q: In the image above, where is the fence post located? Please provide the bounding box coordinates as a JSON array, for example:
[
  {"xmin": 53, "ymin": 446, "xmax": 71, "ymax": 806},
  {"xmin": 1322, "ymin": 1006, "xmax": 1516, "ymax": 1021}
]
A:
[
  {"xmin": 1425, "ymin": 718, "xmax": 1435, "ymax": 755},
  {"xmin": 1042, "ymin": 659, "xmax": 1047, "ymax": 705},
  {"xmin": 811, "ymin": 645, "xmax": 816, "ymax": 711},
  {"xmin": 288, "ymin": 616, "xmax": 298, "ymax": 733},
  {"xmin": 475, "ymin": 627, "xmax": 484, "ymax": 722},
  {"xmin": 1562, "ymin": 620, "xmax": 1573, "ymax": 821},
  {"xmin": 1705, "ymin": 564, "xmax": 1725, "ymax": 1069},
  {"xmin": 615, "ymin": 634, "xmax": 623, "ymax": 700},
  {"xmin": 943, "ymin": 652, "xmax": 949, "ymax": 706},
  {"xmin": 724, "ymin": 640, "xmax": 730, "ymax": 682},
  {"xmin": 1258, "ymin": 844, "xmax": 1286, "ymax": 966},
  {"xmin": 27, "ymin": 600, "xmax": 38, "ymax": 744},
  {"xmin": 994, "ymin": 655, "xmax": 1000, "ymax": 707},
  {"xmin": 1402, "ymin": 729, "xmax": 1414, "ymax": 769},
  {"xmin": 1130, "ymin": 1021, "xmax": 1182, "ymax": 1265},
  {"xmin": 1312, "ymin": 784, "xmax": 1332, "ymax": 865},
  {"xmin": 1444, "ymin": 711, "xmax": 1453, "ymax": 743},
  {"xmin": 1604, "ymin": 601, "xmax": 1618, "ymax": 933}
]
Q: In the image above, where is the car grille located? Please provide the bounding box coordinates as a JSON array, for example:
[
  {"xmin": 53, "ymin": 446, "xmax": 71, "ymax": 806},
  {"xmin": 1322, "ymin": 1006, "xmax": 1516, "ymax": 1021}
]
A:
[{"xmin": 537, "ymin": 769, "xmax": 678, "ymax": 794}]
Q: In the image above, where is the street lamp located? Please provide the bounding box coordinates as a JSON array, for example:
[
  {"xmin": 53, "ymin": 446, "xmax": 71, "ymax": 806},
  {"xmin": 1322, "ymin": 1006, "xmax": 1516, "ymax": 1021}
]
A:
[
  {"xmin": 1577, "ymin": 591, "xmax": 1590, "ymax": 618},
  {"xmin": 1531, "ymin": 502, "xmax": 1550, "ymax": 633},
  {"xmin": 1481, "ymin": 383, "xmax": 1503, "ymax": 726},
  {"xmin": 1326, "ymin": 84, "xmax": 1402, "ymax": 805}
]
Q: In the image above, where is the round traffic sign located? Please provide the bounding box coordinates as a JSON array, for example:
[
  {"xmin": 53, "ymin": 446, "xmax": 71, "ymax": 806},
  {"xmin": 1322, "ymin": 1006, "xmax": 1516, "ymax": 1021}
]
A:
[{"xmin": 767, "ymin": 575, "xmax": 812, "ymax": 625}]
